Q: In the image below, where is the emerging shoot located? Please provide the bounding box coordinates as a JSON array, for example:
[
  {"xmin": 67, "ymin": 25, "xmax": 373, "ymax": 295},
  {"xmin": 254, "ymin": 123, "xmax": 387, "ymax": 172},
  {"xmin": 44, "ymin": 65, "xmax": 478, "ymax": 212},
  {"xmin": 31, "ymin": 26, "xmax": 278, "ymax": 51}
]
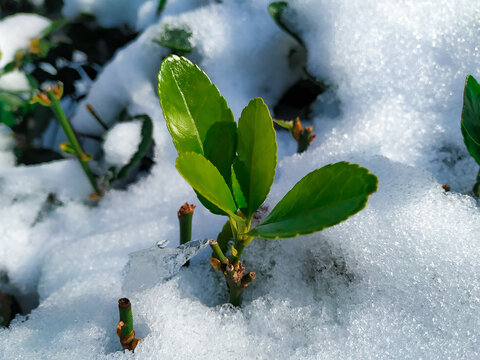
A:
[
  {"xmin": 274, "ymin": 117, "xmax": 316, "ymax": 153},
  {"xmin": 158, "ymin": 55, "xmax": 378, "ymax": 306},
  {"xmin": 117, "ymin": 298, "xmax": 141, "ymax": 352},
  {"xmin": 178, "ymin": 202, "xmax": 195, "ymax": 266},
  {"xmin": 31, "ymin": 82, "xmax": 101, "ymax": 198}
]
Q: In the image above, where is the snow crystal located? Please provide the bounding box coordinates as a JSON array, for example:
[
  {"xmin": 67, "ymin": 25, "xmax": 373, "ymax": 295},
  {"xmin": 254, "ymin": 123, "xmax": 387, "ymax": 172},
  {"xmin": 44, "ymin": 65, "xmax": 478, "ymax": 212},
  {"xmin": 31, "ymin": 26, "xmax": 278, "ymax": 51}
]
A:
[{"xmin": 103, "ymin": 120, "xmax": 143, "ymax": 168}]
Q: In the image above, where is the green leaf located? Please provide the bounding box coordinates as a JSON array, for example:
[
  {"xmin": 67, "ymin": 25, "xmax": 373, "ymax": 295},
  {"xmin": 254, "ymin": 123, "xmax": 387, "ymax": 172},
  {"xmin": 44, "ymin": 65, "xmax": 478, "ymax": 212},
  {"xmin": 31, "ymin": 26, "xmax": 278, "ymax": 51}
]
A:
[
  {"xmin": 176, "ymin": 152, "xmax": 237, "ymax": 217},
  {"xmin": 116, "ymin": 114, "xmax": 154, "ymax": 180},
  {"xmin": 231, "ymin": 167, "xmax": 247, "ymax": 209},
  {"xmin": 215, "ymin": 220, "xmax": 233, "ymax": 256},
  {"xmin": 233, "ymin": 98, "xmax": 277, "ymax": 220},
  {"xmin": 273, "ymin": 119, "xmax": 293, "ymax": 130},
  {"xmin": 16, "ymin": 147, "xmax": 64, "ymax": 165},
  {"xmin": 248, "ymin": 162, "xmax": 378, "ymax": 239},
  {"xmin": 157, "ymin": 0, "xmax": 167, "ymax": 14},
  {"xmin": 203, "ymin": 121, "xmax": 236, "ymax": 187},
  {"xmin": 158, "ymin": 55, "xmax": 236, "ymax": 183},
  {"xmin": 268, "ymin": 1, "xmax": 304, "ymax": 47},
  {"xmin": 154, "ymin": 24, "xmax": 193, "ymax": 53},
  {"xmin": 461, "ymin": 75, "xmax": 480, "ymax": 166}
]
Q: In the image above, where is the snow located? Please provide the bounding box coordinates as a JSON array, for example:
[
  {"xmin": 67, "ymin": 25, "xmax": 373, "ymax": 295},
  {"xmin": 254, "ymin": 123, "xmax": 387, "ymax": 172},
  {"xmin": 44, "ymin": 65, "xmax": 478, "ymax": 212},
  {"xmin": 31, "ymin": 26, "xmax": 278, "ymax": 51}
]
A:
[
  {"xmin": 103, "ymin": 120, "xmax": 143, "ymax": 167},
  {"xmin": 1, "ymin": 0, "xmax": 480, "ymax": 359},
  {"xmin": 0, "ymin": 13, "xmax": 51, "ymax": 91}
]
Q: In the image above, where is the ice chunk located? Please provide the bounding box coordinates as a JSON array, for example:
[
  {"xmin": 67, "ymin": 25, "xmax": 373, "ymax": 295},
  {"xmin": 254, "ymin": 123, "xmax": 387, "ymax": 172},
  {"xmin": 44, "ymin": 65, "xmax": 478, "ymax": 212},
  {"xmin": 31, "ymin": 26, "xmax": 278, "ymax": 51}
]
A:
[{"xmin": 123, "ymin": 238, "xmax": 209, "ymax": 293}]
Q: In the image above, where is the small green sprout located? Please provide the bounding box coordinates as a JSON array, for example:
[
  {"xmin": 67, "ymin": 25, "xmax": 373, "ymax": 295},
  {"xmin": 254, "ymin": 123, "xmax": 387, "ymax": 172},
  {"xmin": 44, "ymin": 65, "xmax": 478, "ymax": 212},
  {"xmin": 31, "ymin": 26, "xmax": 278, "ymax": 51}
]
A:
[
  {"xmin": 117, "ymin": 298, "xmax": 141, "ymax": 352},
  {"xmin": 274, "ymin": 117, "xmax": 316, "ymax": 153},
  {"xmin": 31, "ymin": 82, "xmax": 101, "ymax": 198},
  {"xmin": 178, "ymin": 202, "xmax": 195, "ymax": 266},
  {"xmin": 461, "ymin": 75, "xmax": 480, "ymax": 195},
  {"xmin": 158, "ymin": 55, "xmax": 378, "ymax": 306}
]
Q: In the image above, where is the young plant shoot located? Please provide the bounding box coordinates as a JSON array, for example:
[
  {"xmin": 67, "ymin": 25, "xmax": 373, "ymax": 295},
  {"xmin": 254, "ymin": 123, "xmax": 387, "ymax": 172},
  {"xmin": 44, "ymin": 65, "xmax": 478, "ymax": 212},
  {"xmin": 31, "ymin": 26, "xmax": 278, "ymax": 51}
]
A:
[
  {"xmin": 274, "ymin": 117, "xmax": 316, "ymax": 153},
  {"xmin": 31, "ymin": 83, "xmax": 101, "ymax": 198},
  {"xmin": 461, "ymin": 75, "xmax": 480, "ymax": 195},
  {"xmin": 178, "ymin": 202, "xmax": 195, "ymax": 266},
  {"xmin": 158, "ymin": 55, "xmax": 378, "ymax": 306},
  {"xmin": 117, "ymin": 298, "xmax": 141, "ymax": 352}
]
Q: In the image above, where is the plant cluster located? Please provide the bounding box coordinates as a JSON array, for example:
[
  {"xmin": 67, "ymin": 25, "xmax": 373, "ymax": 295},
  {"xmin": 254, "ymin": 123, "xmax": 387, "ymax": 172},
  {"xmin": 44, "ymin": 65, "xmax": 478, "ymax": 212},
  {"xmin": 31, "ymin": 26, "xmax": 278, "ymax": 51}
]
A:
[{"xmin": 158, "ymin": 55, "xmax": 378, "ymax": 306}]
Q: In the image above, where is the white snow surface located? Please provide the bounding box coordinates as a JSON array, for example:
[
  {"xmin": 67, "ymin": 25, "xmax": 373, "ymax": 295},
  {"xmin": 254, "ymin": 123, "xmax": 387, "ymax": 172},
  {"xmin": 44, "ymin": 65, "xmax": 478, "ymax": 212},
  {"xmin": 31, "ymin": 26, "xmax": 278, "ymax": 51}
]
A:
[
  {"xmin": 0, "ymin": 13, "xmax": 51, "ymax": 91},
  {"xmin": 0, "ymin": 0, "xmax": 480, "ymax": 359},
  {"xmin": 103, "ymin": 120, "xmax": 143, "ymax": 168}
]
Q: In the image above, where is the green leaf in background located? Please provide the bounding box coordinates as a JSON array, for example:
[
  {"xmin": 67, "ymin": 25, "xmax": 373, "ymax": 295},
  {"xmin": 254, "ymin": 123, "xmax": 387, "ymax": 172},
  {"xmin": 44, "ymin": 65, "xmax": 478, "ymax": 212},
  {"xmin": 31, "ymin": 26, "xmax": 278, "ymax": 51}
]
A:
[
  {"xmin": 116, "ymin": 114, "xmax": 154, "ymax": 180},
  {"xmin": 233, "ymin": 98, "xmax": 277, "ymax": 220},
  {"xmin": 16, "ymin": 147, "xmax": 63, "ymax": 165},
  {"xmin": 268, "ymin": 1, "xmax": 304, "ymax": 47},
  {"xmin": 176, "ymin": 152, "xmax": 238, "ymax": 217},
  {"xmin": 461, "ymin": 75, "xmax": 480, "ymax": 166},
  {"xmin": 0, "ymin": 92, "xmax": 24, "ymax": 127},
  {"xmin": 248, "ymin": 162, "xmax": 378, "ymax": 239},
  {"xmin": 154, "ymin": 24, "xmax": 193, "ymax": 53},
  {"xmin": 157, "ymin": 0, "xmax": 167, "ymax": 15}
]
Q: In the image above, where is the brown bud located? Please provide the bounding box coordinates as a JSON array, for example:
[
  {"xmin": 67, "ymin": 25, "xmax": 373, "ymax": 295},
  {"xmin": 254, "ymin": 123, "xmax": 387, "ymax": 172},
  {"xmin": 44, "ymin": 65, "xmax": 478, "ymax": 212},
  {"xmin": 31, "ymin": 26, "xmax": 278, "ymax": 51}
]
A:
[
  {"xmin": 209, "ymin": 257, "xmax": 222, "ymax": 270},
  {"xmin": 177, "ymin": 202, "xmax": 196, "ymax": 218},
  {"xmin": 292, "ymin": 117, "xmax": 303, "ymax": 141},
  {"xmin": 241, "ymin": 272, "xmax": 256, "ymax": 287}
]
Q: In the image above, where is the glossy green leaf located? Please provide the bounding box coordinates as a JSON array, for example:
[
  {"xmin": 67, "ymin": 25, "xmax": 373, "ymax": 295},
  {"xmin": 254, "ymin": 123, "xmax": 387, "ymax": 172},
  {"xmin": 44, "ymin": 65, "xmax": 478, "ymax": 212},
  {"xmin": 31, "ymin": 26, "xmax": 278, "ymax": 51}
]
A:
[
  {"xmin": 176, "ymin": 152, "xmax": 237, "ymax": 217},
  {"xmin": 154, "ymin": 25, "xmax": 193, "ymax": 53},
  {"xmin": 116, "ymin": 114, "xmax": 154, "ymax": 180},
  {"xmin": 273, "ymin": 119, "xmax": 293, "ymax": 130},
  {"xmin": 248, "ymin": 162, "xmax": 378, "ymax": 239},
  {"xmin": 461, "ymin": 75, "xmax": 480, "ymax": 166},
  {"xmin": 231, "ymin": 167, "xmax": 247, "ymax": 209},
  {"xmin": 233, "ymin": 98, "xmax": 277, "ymax": 220},
  {"xmin": 158, "ymin": 55, "xmax": 236, "ymax": 184},
  {"xmin": 268, "ymin": 1, "xmax": 304, "ymax": 47}
]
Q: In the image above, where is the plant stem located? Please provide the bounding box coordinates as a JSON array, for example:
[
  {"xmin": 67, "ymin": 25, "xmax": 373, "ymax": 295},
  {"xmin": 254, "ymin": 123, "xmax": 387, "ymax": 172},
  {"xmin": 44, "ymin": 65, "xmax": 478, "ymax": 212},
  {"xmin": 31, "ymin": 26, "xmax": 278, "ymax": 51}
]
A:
[
  {"xmin": 210, "ymin": 239, "xmax": 228, "ymax": 264},
  {"xmin": 178, "ymin": 202, "xmax": 195, "ymax": 266},
  {"xmin": 47, "ymin": 91, "xmax": 101, "ymax": 196},
  {"xmin": 178, "ymin": 203, "xmax": 195, "ymax": 245},
  {"xmin": 117, "ymin": 298, "xmax": 141, "ymax": 351},
  {"xmin": 86, "ymin": 103, "xmax": 109, "ymax": 131},
  {"xmin": 209, "ymin": 238, "xmax": 255, "ymax": 307},
  {"xmin": 228, "ymin": 281, "xmax": 243, "ymax": 307}
]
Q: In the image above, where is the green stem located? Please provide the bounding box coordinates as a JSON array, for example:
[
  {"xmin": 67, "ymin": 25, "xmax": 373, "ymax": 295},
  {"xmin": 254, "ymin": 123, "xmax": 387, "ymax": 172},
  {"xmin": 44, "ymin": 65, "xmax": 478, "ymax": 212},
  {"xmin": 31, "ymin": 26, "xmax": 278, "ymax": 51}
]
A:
[
  {"xmin": 47, "ymin": 91, "xmax": 101, "ymax": 195},
  {"xmin": 118, "ymin": 298, "xmax": 133, "ymax": 338},
  {"xmin": 178, "ymin": 203, "xmax": 194, "ymax": 245},
  {"xmin": 473, "ymin": 168, "xmax": 480, "ymax": 195},
  {"xmin": 86, "ymin": 103, "xmax": 108, "ymax": 131},
  {"xmin": 228, "ymin": 281, "xmax": 243, "ymax": 307},
  {"xmin": 210, "ymin": 239, "xmax": 228, "ymax": 264},
  {"xmin": 118, "ymin": 298, "xmax": 140, "ymax": 351},
  {"xmin": 178, "ymin": 203, "xmax": 195, "ymax": 266}
]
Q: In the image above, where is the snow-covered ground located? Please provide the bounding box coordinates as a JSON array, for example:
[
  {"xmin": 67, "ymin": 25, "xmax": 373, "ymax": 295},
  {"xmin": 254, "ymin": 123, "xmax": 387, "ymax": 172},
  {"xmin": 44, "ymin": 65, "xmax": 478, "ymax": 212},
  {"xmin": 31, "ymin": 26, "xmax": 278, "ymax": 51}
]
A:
[{"xmin": 1, "ymin": 0, "xmax": 480, "ymax": 358}]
